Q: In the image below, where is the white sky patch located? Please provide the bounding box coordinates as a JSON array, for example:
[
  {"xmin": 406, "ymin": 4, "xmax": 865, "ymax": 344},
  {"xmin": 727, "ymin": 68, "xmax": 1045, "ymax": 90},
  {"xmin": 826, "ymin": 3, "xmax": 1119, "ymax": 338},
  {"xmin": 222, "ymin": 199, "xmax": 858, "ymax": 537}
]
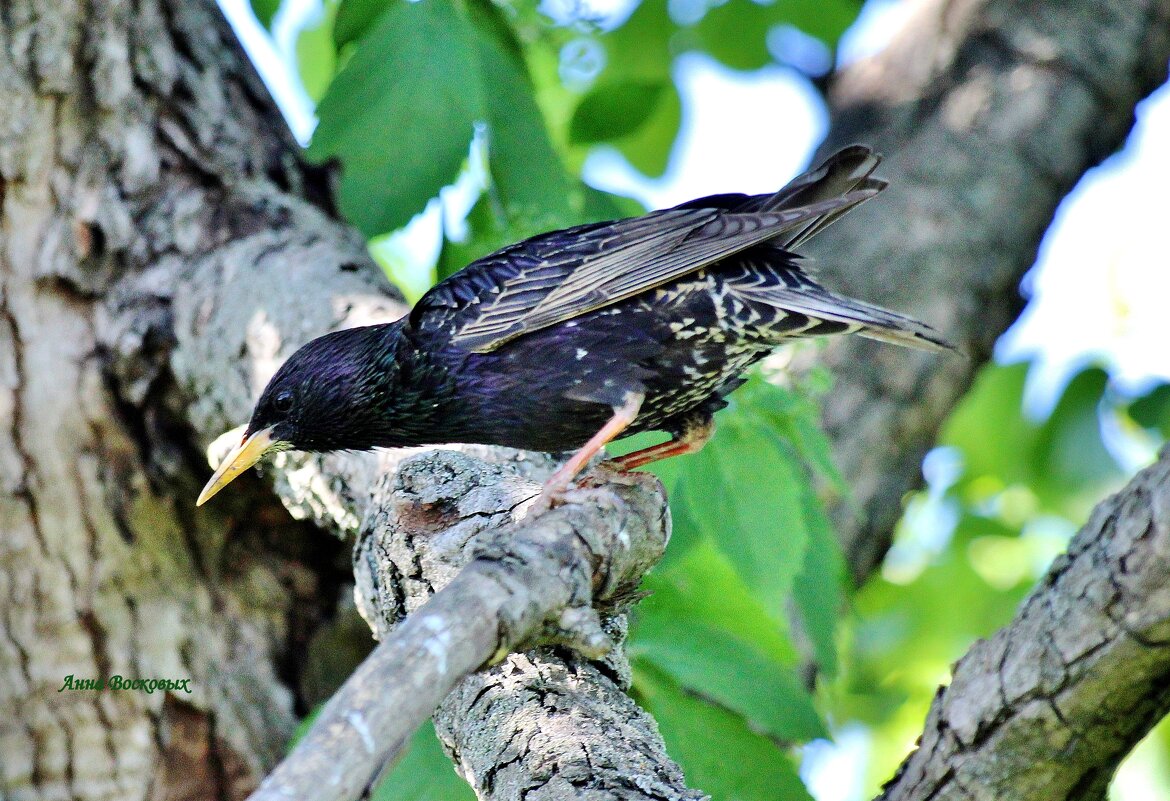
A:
[
  {"xmin": 801, "ymin": 727, "xmax": 871, "ymax": 801},
  {"xmin": 584, "ymin": 51, "xmax": 828, "ymax": 209},
  {"xmin": 836, "ymin": 0, "xmax": 918, "ymax": 66},
  {"xmin": 218, "ymin": 0, "xmax": 317, "ymax": 143},
  {"xmin": 998, "ymin": 80, "xmax": 1170, "ymax": 410}
]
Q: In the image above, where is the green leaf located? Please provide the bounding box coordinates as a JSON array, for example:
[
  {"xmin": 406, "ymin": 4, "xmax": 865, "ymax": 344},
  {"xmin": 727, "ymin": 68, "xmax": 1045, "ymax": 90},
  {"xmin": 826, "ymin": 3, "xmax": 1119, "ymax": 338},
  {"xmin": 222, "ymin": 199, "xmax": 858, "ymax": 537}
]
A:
[
  {"xmin": 612, "ymin": 81, "xmax": 680, "ymax": 178},
  {"xmin": 941, "ymin": 362, "xmax": 1124, "ymax": 515},
  {"xmin": 334, "ymin": 0, "xmax": 392, "ymax": 47},
  {"xmin": 467, "ymin": 0, "xmax": 577, "ymax": 227},
  {"xmin": 582, "ymin": 184, "xmax": 645, "ymax": 220},
  {"xmin": 765, "ymin": 0, "xmax": 860, "ymax": 45},
  {"xmin": 693, "ymin": 0, "xmax": 781, "ymax": 71},
  {"xmin": 695, "ymin": 0, "xmax": 861, "ymax": 60},
  {"xmin": 1128, "ymin": 383, "xmax": 1170, "ymax": 437},
  {"xmin": 433, "ymin": 0, "xmax": 628, "ymax": 292},
  {"xmin": 742, "ymin": 375, "xmax": 845, "ymax": 492},
  {"xmin": 790, "ymin": 490, "xmax": 846, "ymax": 676},
  {"xmin": 601, "ymin": 0, "xmax": 675, "ymax": 82},
  {"xmin": 620, "ymin": 373, "xmax": 845, "ymax": 682},
  {"xmin": 371, "ymin": 721, "xmax": 475, "ymax": 801},
  {"xmin": 660, "ymin": 473, "xmax": 707, "ymax": 562},
  {"xmin": 631, "ymin": 604, "xmax": 826, "ymax": 741},
  {"xmin": 722, "ymin": 375, "xmax": 847, "ymax": 674},
  {"xmin": 572, "ymin": 0, "xmax": 864, "ymax": 174},
  {"xmin": 648, "ymin": 543, "xmax": 799, "ymax": 665},
  {"xmin": 563, "ymin": 0, "xmax": 681, "ymax": 174},
  {"xmin": 940, "ymin": 361, "xmax": 1036, "ymax": 492},
  {"xmin": 673, "ymin": 412, "xmax": 809, "ymax": 618},
  {"xmin": 569, "ymin": 81, "xmax": 668, "ymax": 144},
  {"xmin": 634, "ymin": 663, "xmax": 815, "ymax": 801},
  {"xmin": 308, "ymin": 0, "xmax": 484, "ymax": 236},
  {"xmin": 1030, "ymin": 366, "xmax": 1123, "ymax": 508},
  {"xmin": 295, "ymin": 4, "xmax": 339, "ymax": 103},
  {"xmin": 251, "ymin": 0, "xmax": 283, "ymax": 29},
  {"xmin": 849, "ymin": 513, "xmax": 1031, "ymax": 708}
]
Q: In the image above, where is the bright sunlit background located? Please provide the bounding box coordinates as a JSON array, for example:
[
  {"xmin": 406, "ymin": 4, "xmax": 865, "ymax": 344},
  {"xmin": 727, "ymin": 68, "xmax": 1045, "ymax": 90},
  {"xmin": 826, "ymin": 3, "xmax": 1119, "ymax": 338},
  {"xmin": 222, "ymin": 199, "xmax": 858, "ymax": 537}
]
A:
[{"xmin": 219, "ymin": 0, "xmax": 1170, "ymax": 798}]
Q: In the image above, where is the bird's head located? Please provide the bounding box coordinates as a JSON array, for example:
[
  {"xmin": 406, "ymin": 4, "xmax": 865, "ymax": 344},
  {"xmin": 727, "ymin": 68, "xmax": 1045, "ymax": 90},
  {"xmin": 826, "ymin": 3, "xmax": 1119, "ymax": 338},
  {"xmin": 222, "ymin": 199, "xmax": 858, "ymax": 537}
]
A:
[{"xmin": 196, "ymin": 323, "xmax": 404, "ymax": 506}]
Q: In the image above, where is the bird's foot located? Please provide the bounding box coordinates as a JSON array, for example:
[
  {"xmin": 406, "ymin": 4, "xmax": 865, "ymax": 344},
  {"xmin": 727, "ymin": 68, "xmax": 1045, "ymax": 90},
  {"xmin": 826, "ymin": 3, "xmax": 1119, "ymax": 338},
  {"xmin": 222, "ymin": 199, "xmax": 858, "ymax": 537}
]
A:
[
  {"xmin": 579, "ymin": 460, "xmax": 659, "ymax": 491},
  {"xmin": 525, "ymin": 479, "xmax": 597, "ymax": 516},
  {"xmin": 525, "ymin": 460, "xmax": 656, "ymax": 517},
  {"xmin": 525, "ymin": 392, "xmax": 645, "ymax": 515}
]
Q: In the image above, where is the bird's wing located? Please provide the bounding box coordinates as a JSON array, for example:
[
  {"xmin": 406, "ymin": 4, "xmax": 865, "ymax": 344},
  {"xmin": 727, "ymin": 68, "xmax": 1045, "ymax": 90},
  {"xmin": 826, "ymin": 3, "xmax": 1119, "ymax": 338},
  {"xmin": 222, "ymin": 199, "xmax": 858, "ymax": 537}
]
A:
[{"xmin": 424, "ymin": 189, "xmax": 879, "ymax": 353}]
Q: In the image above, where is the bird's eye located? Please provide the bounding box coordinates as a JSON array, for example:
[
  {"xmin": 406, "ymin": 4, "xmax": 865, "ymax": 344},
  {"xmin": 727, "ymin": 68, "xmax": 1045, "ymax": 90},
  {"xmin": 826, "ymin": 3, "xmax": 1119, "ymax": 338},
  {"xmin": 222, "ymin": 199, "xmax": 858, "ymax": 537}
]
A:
[{"xmin": 272, "ymin": 390, "xmax": 294, "ymax": 414}]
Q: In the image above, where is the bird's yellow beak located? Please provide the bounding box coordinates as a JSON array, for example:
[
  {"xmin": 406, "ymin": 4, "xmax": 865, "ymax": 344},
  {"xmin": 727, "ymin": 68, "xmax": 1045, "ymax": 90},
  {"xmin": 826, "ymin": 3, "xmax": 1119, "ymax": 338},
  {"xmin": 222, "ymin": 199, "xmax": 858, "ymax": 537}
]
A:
[{"xmin": 196, "ymin": 425, "xmax": 277, "ymax": 506}]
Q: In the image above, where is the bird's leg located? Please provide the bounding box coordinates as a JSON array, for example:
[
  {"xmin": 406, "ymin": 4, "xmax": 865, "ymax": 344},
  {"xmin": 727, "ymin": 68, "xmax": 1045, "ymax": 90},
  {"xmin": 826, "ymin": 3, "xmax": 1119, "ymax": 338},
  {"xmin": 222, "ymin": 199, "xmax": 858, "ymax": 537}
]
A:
[
  {"xmin": 610, "ymin": 413, "xmax": 715, "ymax": 470},
  {"xmin": 542, "ymin": 391, "xmax": 644, "ymax": 496}
]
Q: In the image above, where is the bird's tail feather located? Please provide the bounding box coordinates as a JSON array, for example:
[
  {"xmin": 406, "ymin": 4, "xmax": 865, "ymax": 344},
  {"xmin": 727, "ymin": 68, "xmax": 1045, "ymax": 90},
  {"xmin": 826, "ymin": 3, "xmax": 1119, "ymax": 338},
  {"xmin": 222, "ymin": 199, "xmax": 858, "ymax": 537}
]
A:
[
  {"xmin": 771, "ymin": 284, "xmax": 954, "ymax": 353},
  {"xmin": 747, "ymin": 145, "xmax": 887, "ymax": 250},
  {"xmin": 731, "ymin": 146, "xmax": 952, "ymax": 353}
]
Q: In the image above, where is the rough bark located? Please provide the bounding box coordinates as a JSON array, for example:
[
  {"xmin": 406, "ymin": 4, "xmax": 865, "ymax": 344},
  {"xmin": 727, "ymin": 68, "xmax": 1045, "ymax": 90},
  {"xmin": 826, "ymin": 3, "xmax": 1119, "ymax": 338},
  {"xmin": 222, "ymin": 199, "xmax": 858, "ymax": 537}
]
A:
[
  {"xmin": 249, "ymin": 449, "xmax": 696, "ymax": 801},
  {"xmin": 878, "ymin": 446, "xmax": 1170, "ymax": 801},
  {"xmin": 808, "ymin": 0, "xmax": 1170, "ymax": 582},
  {"xmin": 358, "ymin": 451, "xmax": 700, "ymax": 801}
]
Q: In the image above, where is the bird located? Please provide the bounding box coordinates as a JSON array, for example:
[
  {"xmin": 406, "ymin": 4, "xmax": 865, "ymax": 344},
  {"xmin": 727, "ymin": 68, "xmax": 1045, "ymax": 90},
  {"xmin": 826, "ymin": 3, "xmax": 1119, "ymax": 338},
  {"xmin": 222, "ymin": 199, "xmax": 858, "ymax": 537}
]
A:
[{"xmin": 196, "ymin": 145, "xmax": 951, "ymax": 507}]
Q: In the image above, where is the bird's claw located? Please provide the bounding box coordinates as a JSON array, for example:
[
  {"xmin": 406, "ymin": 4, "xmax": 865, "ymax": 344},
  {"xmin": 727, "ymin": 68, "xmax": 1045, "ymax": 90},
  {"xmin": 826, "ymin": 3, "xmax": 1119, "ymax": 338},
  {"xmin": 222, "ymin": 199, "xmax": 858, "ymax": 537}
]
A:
[
  {"xmin": 580, "ymin": 460, "xmax": 658, "ymax": 489},
  {"xmin": 525, "ymin": 460, "xmax": 659, "ymax": 518},
  {"xmin": 526, "ymin": 458, "xmax": 641, "ymax": 514},
  {"xmin": 525, "ymin": 482, "xmax": 592, "ymax": 517}
]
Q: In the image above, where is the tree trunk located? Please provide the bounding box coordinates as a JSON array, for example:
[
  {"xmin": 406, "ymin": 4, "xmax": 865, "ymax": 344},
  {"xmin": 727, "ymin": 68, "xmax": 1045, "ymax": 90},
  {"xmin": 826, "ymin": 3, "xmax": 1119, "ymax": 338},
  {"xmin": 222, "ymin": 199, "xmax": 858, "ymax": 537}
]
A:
[{"xmin": 0, "ymin": 2, "xmax": 386, "ymax": 797}]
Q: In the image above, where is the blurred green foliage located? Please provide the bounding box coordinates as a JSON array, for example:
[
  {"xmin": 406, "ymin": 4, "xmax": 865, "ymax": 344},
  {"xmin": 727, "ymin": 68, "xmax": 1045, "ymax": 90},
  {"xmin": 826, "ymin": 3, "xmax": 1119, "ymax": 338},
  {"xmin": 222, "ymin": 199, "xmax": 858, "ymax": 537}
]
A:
[
  {"xmin": 370, "ymin": 723, "xmax": 477, "ymax": 801},
  {"xmin": 838, "ymin": 361, "xmax": 1165, "ymax": 796},
  {"xmin": 1128, "ymin": 383, "xmax": 1170, "ymax": 439},
  {"xmin": 250, "ymin": 0, "xmax": 1168, "ymax": 798},
  {"xmin": 251, "ymin": 0, "xmax": 283, "ymax": 28}
]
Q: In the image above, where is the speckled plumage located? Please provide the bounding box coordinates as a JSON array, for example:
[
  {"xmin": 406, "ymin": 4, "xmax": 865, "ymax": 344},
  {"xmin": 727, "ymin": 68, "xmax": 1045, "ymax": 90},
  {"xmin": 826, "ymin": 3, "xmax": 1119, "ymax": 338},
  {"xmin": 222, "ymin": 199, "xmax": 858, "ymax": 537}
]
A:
[{"xmin": 242, "ymin": 146, "xmax": 950, "ymax": 465}]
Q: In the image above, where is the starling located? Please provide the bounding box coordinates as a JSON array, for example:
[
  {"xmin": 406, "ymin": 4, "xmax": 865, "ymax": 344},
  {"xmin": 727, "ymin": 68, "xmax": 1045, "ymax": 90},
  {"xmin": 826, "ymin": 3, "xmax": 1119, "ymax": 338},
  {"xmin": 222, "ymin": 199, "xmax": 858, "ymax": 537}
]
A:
[{"xmin": 197, "ymin": 146, "xmax": 950, "ymax": 506}]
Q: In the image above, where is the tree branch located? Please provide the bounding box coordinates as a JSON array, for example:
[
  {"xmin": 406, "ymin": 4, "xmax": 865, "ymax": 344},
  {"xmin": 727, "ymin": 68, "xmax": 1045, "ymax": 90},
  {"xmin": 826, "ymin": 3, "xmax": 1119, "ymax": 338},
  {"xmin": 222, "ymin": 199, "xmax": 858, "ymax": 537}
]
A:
[
  {"xmin": 359, "ymin": 452, "xmax": 702, "ymax": 800},
  {"xmin": 250, "ymin": 451, "xmax": 683, "ymax": 801},
  {"xmin": 877, "ymin": 446, "xmax": 1170, "ymax": 801}
]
